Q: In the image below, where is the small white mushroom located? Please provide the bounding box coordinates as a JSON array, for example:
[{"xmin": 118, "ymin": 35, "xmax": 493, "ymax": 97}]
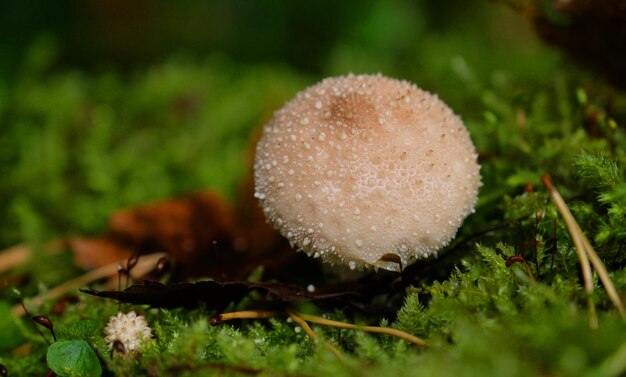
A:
[{"xmin": 254, "ymin": 74, "xmax": 481, "ymax": 271}]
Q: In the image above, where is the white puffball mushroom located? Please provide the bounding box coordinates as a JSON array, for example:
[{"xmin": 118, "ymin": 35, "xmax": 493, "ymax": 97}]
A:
[{"xmin": 254, "ymin": 74, "xmax": 481, "ymax": 271}]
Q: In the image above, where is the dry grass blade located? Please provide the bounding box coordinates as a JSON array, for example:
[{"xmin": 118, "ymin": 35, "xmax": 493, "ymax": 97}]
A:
[
  {"xmin": 580, "ymin": 235, "xmax": 626, "ymax": 317},
  {"xmin": 542, "ymin": 175, "xmax": 625, "ymax": 324},
  {"xmin": 0, "ymin": 243, "xmax": 32, "ymax": 274},
  {"xmin": 12, "ymin": 252, "xmax": 166, "ymax": 316},
  {"xmin": 0, "ymin": 240, "xmax": 66, "ymax": 274}
]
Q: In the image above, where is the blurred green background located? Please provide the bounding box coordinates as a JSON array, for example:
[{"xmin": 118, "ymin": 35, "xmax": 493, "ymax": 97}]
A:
[
  {"xmin": 0, "ymin": 0, "xmax": 559, "ymax": 249},
  {"xmin": 4, "ymin": 4, "xmax": 626, "ymax": 377},
  {"xmin": 0, "ymin": 1, "xmax": 549, "ymax": 82}
]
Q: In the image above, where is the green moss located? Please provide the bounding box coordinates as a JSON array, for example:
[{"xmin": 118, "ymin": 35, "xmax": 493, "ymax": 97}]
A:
[{"xmin": 2, "ymin": 2, "xmax": 626, "ymax": 376}]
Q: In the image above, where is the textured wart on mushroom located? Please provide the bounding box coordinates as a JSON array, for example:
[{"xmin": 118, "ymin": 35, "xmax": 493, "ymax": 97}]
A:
[{"xmin": 254, "ymin": 74, "xmax": 481, "ymax": 271}]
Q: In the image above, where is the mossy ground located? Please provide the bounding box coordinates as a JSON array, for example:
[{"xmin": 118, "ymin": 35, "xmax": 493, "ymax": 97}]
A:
[{"xmin": 1, "ymin": 1, "xmax": 626, "ymax": 376}]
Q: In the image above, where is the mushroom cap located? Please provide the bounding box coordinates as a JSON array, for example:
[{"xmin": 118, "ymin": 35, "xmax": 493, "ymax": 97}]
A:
[{"xmin": 254, "ymin": 74, "xmax": 480, "ymax": 271}]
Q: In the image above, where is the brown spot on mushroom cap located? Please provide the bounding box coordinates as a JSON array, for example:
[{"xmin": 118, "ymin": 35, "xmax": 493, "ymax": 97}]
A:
[{"xmin": 254, "ymin": 74, "xmax": 481, "ymax": 271}]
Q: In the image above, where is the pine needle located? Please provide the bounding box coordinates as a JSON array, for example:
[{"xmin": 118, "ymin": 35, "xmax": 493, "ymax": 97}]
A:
[{"xmin": 542, "ymin": 175, "xmax": 625, "ymax": 326}]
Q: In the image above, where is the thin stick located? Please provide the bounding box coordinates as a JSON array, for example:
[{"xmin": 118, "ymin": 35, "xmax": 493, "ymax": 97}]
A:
[
  {"xmin": 0, "ymin": 243, "xmax": 31, "ymax": 273},
  {"xmin": 0, "ymin": 240, "xmax": 65, "ymax": 274},
  {"xmin": 209, "ymin": 309, "xmax": 345, "ymax": 359},
  {"xmin": 12, "ymin": 252, "xmax": 167, "ymax": 316},
  {"xmin": 294, "ymin": 311, "xmax": 427, "ymax": 347},
  {"xmin": 210, "ymin": 311, "xmax": 283, "ymax": 325},
  {"xmin": 288, "ymin": 310, "xmax": 318, "ymax": 340},
  {"xmin": 211, "ymin": 309, "xmax": 427, "ymax": 347},
  {"xmin": 542, "ymin": 175, "xmax": 625, "ymax": 323},
  {"xmin": 287, "ymin": 309, "xmax": 345, "ymax": 361}
]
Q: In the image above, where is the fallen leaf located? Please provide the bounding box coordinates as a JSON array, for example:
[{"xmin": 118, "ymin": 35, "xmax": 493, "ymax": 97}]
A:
[
  {"xmin": 70, "ymin": 238, "xmax": 133, "ymax": 270},
  {"xmin": 504, "ymin": 0, "xmax": 626, "ymax": 89},
  {"xmin": 81, "ymin": 280, "xmax": 355, "ymax": 310},
  {"xmin": 70, "ymin": 131, "xmax": 324, "ymax": 284}
]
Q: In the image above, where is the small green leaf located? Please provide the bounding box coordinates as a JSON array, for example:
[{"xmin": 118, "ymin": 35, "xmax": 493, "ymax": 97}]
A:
[
  {"xmin": 56, "ymin": 320, "xmax": 100, "ymax": 340},
  {"xmin": 0, "ymin": 300, "xmax": 25, "ymax": 349},
  {"xmin": 47, "ymin": 340, "xmax": 102, "ymax": 377}
]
